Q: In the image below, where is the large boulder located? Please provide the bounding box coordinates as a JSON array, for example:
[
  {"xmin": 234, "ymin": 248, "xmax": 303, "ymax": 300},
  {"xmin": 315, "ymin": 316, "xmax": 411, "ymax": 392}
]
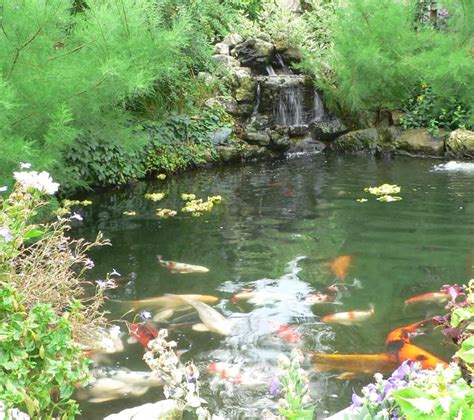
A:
[
  {"xmin": 232, "ymin": 39, "xmax": 275, "ymax": 70},
  {"xmin": 244, "ymin": 130, "xmax": 271, "ymax": 146},
  {"xmin": 222, "ymin": 33, "xmax": 243, "ymax": 49},
  {"xmin": 394, "ymin": 128, "xmax": 445, "ymax": 156},
  {"xmin": 310, "ymin": 118, "xmax": 348, "ymax": 142},
  {"xmin": 209, "ymin": 127, "xmax": 233, "ymax": 145},
  {"xmin": 214, "ymin": 42, "xmax": 229, "ymax": 55},
  {"xmin": 445, "ymin": 129, "xmax": 474, "ymax": 159},
  {"xmin": 216, "ymin": 144, "xmax": 241, "ymax": 162},
  {"xmin": 331, "ymin": 128, "xmax": 379, "ymax": 154},
  {"xmin": 211, "ymin": 54, "xmax": 240, "ymax": 68}
]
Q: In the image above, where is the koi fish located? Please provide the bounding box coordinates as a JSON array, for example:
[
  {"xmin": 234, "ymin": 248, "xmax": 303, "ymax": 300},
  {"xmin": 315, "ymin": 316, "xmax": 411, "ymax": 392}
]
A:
[
  {"xmin": 117, "ymin": 294, "xmax": 218, "ymax": 312},
  {"xmin": 396, "ymin": 343, "xmax": 447, "ymax": 369},
  {"xmin": 82, "ymin": 326, "xmax": 124, "ymax": 356},
  {"xmin": 385, "ymin": 319, "xmax": 432, "ymax": 348},
  {"xmin": 311, "ymin": 352, "xmax": 399, "ymax": 379},
  {"xmin": 208, "ymin": 362, "xmax": 242, "ymax": 384},
  {"xmin": 305, "ymin": 292, "xmax": 336, "ymax": 305},
  {"xmin": 320, "ymin": 305, "xmax": 375, "ymax": 325},
  {"xmin": 404, "ymin": 292, "xmax": 449, "ymax": 305},
  {"xmin": 231, "ymin": 290, "xmax": 287, "ymax": 306},
  {"xmin": 268, "ymin": 321, "xmax": 302, "ymax": 345},
  {"xmin": 128, "ymin": 323, "xmax": 159, "ymax": 348},
  {"xmin": 167, "ymin": 294, "xmax": 233, "ymax": 336},
  {"xmin": 327, "ymin": 255, "xmax": 352, "ymax": 281},
  {"xmin": 158, "ymin": 256, "xmax": 209, "ymax": 274},
  {"xmin": 77, "ymin": 367, "xmax": 163, "ymax": 403}
]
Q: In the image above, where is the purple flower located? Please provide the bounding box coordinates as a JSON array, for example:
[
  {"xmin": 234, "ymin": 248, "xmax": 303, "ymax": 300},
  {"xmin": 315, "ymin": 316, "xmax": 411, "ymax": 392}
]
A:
[
  {"xmin": 96, "ymin": 279, "xmax": 118, "ymax": 289},
  {"xmin": 0, "ymin": 227, "xmax": 13, "ymax": 242},
  {"xmin": 391, "ymin": 361, "xmax": 411, "ymax": 381},
  {"xmin": 442, "ymin": 327, "xmax": 462, "ymax": 341},
  {"xmin": 351, "ymin": 392, "xmax": 363, "ymax": 408},
  {"xmin": 84, "ymin": 258, "xmax": 95, "ymax": 269},
  {"xmin": 269, "ymin": 372, "xmax": 279, "ymax": 397},
  {"xmin": 139, "ymin": 310, "xmax": 152, "ymax": 321},
  {"xmin": 438, "ymin": 8, "xmax": 449, "ymax": 19}
]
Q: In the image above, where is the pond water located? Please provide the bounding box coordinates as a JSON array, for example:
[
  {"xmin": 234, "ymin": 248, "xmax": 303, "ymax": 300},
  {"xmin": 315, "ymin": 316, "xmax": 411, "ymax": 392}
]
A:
[{"xmin": 75, "ymin": 154, "xmax": 474, "ymax": 419}]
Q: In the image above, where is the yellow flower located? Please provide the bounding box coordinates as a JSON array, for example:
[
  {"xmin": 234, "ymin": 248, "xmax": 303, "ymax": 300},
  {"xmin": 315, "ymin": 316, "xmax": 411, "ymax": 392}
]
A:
[{"xmin": 417, "ymin": 95, "xmax": 425, "ymax": 102}]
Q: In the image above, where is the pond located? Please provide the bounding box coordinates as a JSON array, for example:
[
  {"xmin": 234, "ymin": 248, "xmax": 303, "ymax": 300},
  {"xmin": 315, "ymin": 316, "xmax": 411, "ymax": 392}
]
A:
[{"xmin": 75, "ymin": 154, "xmax": 474, "ymax": 419}]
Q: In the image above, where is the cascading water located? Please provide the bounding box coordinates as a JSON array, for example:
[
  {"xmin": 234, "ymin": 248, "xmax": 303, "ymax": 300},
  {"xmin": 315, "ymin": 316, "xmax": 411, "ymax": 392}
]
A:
[
  {"xmin": 312, "ymin": 90, "xmax": 325, "ymax": 122},
  {"xmin": 252, "ymin": 82, "xmax": 261, "ymax": 117},
  {"xmin": 265, "ymin": 65, "xmax": 277, "ymax": 76},
  {"xmin": 273, "ymin": 84, "xmax": 305, "ymax": 127}
]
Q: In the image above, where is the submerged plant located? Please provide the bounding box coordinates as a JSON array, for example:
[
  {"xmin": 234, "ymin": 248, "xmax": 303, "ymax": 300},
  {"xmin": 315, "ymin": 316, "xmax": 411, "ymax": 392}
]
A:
[{"xmin": 145, "ymin": 192, "xmax": 166, "ymax": 202}]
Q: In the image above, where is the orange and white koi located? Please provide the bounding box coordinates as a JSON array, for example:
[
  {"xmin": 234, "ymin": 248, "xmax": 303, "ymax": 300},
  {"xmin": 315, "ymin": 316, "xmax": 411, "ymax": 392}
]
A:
[
  {"xmin": 404, "ymin": 292, "xmax": 449, "ymax": 305},
  {"xmin": 268, "ymin": 321, "xmax": 302, "ymax": 345},
  {"xmin": 384, "ymin": 319, "xmax": 432, "ymax": 348},
  {"xmin": 320, "ymin": 305, "xmax": 375, "ymax": 325},
  {"xmin": 158, "ymin": 256, "xmax": 209, "ymax": 274},
  {"xmin": 305, "ymin": 292, "xmax": 336, "ymax": 305},
  {"xmin": 208, "ymin": 362, "xmax": 242, "ymax": 384},
  {"xmin": 327, "ymin": 255, "xmax": 352, "ymax": 281}
]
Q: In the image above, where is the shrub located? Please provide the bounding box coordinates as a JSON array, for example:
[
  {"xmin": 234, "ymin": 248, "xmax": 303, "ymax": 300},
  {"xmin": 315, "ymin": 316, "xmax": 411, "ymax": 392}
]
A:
[
  {"xmin": 310, "ymin": 0, "xmax": 473, "ymax": 126},
  {"xmin": 0, "ymin": 169, "xmax": 108, "ymax": 416}
]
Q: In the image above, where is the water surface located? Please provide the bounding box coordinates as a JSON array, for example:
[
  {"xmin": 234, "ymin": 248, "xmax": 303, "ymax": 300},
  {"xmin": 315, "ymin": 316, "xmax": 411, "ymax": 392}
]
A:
[{"xmin": 76, "ymin": 154, "xmax": 473, "ymax": 419}]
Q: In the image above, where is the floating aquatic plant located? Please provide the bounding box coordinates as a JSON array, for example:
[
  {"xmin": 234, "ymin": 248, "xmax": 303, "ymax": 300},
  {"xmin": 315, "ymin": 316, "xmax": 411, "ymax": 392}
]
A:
[
  {"xmin": 181, "ymin": 193, "xmax": 196, "ymax": 201},
  {"xmin": 156, "ymin": 208, "xmax": 177, "ymax": 218},
  {"xmin": 145, "ymin": 192, "xmax": 165, "ymax": 202},
  {"xmin": 364, "ymin": 184, "xmax": 401, "ymax": 196},
  {"xmin": 376, "ymin": 195, "xmax": 402, "ymax": 202},
  {"xmin": 123, "ymin": 210, "xmax": 137, "ymax": 216},
  {"xmin": 181, "ymin": 195, "xmax": 223, "ymax": 217},
  {"xmin": 356, "ymin": 198, "xmax": 368, "ymax": 203},
  {"xmin": 157, "ymin": 173, "xmax": 167, "ymax": 180}
]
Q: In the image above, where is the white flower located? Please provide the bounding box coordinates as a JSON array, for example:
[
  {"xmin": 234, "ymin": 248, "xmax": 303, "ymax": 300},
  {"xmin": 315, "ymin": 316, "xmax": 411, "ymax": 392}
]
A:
[
  {"xmin": 20, "ymin": 162, "xmax": 32, "ymax": 169},
  {"xmin": 84, "ymin": 258, "xmax": 95, "ymax": 269},
  {"xmin": 110, "ymin": 268, "xmax": 121, "ymax": 277},
  {"xmin": 0, "ymin": 186, "xmax": 7, "ymax": 192},
  {"xmin": 13, "ymin": 171, "xmax": 59, "ymax": 195},
  {"xmin": 0, "ymin": 227, "xmax": 13, "ymax": 242},
  {"xmin": 70, "ymin": 212, "xmax": 83, "ymax": 221},
  {"xmin": 374, "ymin": 373, "xmax": 383, "ymax": 383}
]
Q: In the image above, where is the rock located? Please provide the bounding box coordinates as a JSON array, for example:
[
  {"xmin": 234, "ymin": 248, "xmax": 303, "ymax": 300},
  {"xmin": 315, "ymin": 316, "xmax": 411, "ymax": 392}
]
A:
[
  {"xmin": 104, "ymin": 400, "xmax": 182, "ymax": 420},
  {"xmin": 209, "ymin": 127, "xmax": 233, "ymax": 145},
  {"xmin": 233, "ymin": 39, "xmax": 275, "ymax": 70},
  {"xmin": 228, "ymin": 66, "xmax": 252, "ymax": 88},
  {"xmin": 310, "ymin": 118, "xmax": 348, "ymax": 142},
  {"xmin": 269, "ymin": 128, "xmax": 291, "ymax": 151},
  {"xmin": 212, "ymin": 54, "xmax": 240, "ymax": 68},
  {"xmin": 445, "ymin": 129, "xmax": 474, "ymax": 159},
  {"xmin": 205, "ymin": 96, "xmax": 252, "ymax": 117},
  {"xmin": 242, "ymin": 145, "xmax": 268, "ymax": 160},
  {"xmin": 287, "ymin": 137, "xmax": 326, "ymax": 155},
  {"xmin": 277, "ymin": 46, "xmax": 303, "ymax": 63},
  {"xmin": 331, "ymin": 128, "xmax": 379, "ymax": 154},
  {"xmin": 244, "ymin": 130, "xmax": 271, "ymax": 146},
  {"xmin": 197, "ymin": 71, "xmax": 214, "ymax": 84},
  {"xmin": 216, "ymin": 145, "xmax": 241, "ymax": 162},
  {"xmin": 234, "ymin": 76, "xmax": 256, "ymax": 103},
  {"xmin": 391, "ymin": 111, "xmax": 405, "ymax": 126},
  {"xmin": 214, "ymin": 42, "xmax": 229, "ymax": 55},
  {"xmin": 280, "ymin": 0, "xmax": 302, "ymax": 12},
  {"xmin": 222, "ymin": 33, "xmax": 243, "ymax": 48},
  {"xmin": 394, "ymin": 128, "xmax": 445, "ymax": 156}
]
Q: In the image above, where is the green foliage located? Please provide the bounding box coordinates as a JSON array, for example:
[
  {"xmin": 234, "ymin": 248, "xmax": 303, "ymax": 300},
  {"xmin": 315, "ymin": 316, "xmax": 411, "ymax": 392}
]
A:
[
  {"xmin": 145, "ymin": 107, "xmax": 231, "ymax": 173},
  {"xmin": 401, "ymin": 83, "xmax": 472, "ymax": 135},
  {"xmin": 0, "ymin": 0, "xmax": 224, "ymax": 188},
  {"xmin": 311, "ymin": 0, "xmax": 473, "ymax": 126},
  {"xmin": 0, "ymin": 283, "xmax": 90, "ymax": 418}
]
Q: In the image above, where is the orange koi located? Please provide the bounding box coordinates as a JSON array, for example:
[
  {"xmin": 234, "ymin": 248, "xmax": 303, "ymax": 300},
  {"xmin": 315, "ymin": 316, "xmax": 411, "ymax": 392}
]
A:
[
  {"xmin": 268, "ymin": 321, "xmax": 302, "ymax": 345},
  {"xmin": 312, "ymin": 352, "xmax": 399, "ymax": 379},
  {"xmin": 396, "ymin": 343, "xmax": 447, "ymax": 369},
  {"xmin": 327, "ymin": 255, "xmax": 352, "ymax": 281},
  {"xmin": 404, "ymin": 292, "xmax": 449, "ymax": 305},
  {"xmin": 320, "ymin": 305, "xmax": 374, "ymax": 325},
  {"xmin": 385, "ymin": 319, "xmax": 432, "ymax": 348}
]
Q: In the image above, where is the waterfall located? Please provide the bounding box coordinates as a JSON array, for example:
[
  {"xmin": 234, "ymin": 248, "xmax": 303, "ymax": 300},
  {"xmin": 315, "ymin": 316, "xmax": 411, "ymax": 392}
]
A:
[
  {"xmin": 312, "ymin": 91, "xmax": 325, "ymax": 122},
  {"xmin": 275, "ymin": 53, "xmax": 292, "ymax": 74},
  {"xmin": 252, "ymin": 82, "xmax": 261, "ymax": 116},
  {"xmin": 266, "ymin": 65, "xmax": 277, "ymax": 76},
  {"xmin": 273, "ymin": 85, "xmax": 304, "ymax": 127}
]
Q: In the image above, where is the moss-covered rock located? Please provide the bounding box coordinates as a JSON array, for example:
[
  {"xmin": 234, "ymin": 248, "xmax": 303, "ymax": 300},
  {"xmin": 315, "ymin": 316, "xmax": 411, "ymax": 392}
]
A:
[
  {"xmin": 331, "ymin": 128, "xmax": 379, "ymax": 154},
  {"xmin": 394, "ymin": 128, "xmax": 445, "ymax": 156},
  {"xmin": 445, "ymin": 129, "xmax": 474, "ymax": 159}
]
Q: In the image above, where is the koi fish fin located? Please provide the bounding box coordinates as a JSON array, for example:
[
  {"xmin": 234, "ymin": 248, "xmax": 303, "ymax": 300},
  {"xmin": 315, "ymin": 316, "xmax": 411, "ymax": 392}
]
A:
[
  {"xmin": 336, "ymin": 372, "xmax": 357, "ymax": 380},
  {"xmin": 88, "ymin": 397, "xmax": 116, "ymax": 403},
  {"xmin": 153, "ymin": 308, "xmax": 174, "ymax": 322},
  {"xmin": 192, "ymin": 323, "xmax": 210, "ymax": 332}
]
